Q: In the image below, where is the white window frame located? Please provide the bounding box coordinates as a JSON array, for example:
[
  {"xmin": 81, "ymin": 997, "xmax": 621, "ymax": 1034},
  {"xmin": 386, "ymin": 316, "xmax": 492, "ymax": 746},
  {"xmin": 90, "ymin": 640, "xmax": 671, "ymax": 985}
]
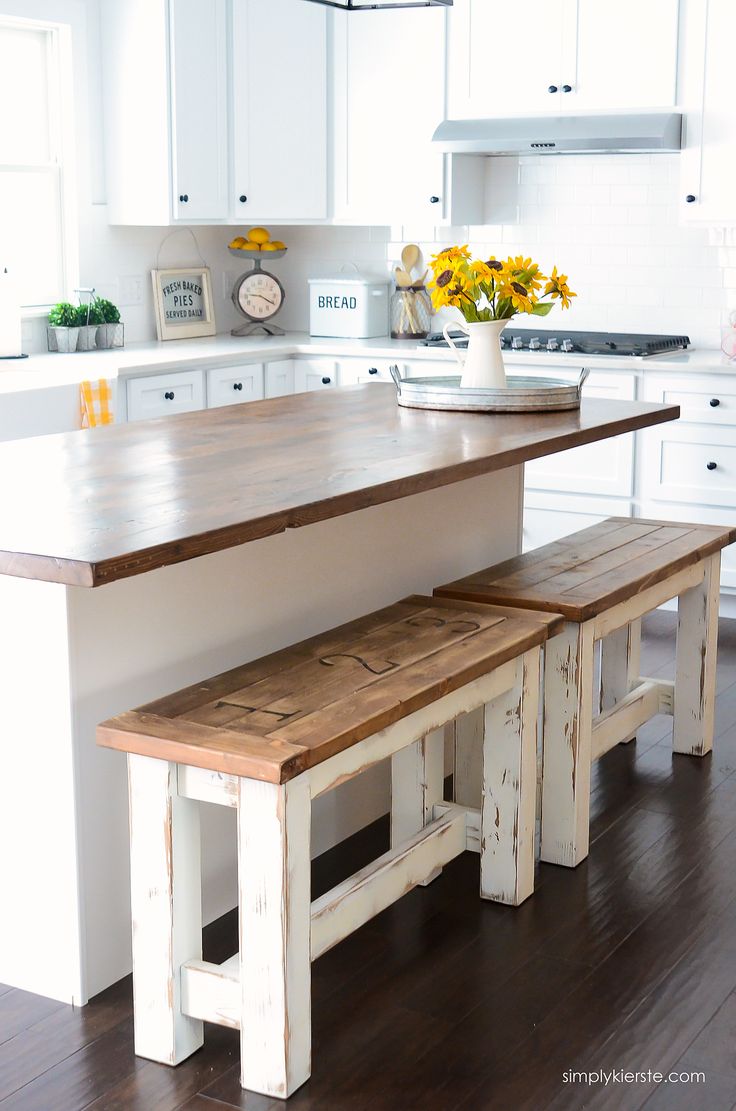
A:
[{"xmin": 0, "ymin": 13, "xmax": 79, "ymax": 312}]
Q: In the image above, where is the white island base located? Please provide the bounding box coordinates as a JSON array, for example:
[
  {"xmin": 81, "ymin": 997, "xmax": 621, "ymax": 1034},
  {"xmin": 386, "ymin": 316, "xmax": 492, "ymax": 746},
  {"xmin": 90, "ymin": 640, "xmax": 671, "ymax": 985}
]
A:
[{"xmin": 0, "ymin": 468, "xmax": 523, "ymax": 1005}]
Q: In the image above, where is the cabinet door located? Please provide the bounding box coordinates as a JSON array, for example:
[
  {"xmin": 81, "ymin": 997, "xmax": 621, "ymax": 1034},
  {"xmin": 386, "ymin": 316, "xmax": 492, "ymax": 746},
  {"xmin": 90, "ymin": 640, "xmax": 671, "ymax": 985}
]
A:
[
  {"xmin": 524, "ymin": 493, "xmax": 632, "ymax": 553},
  {"xmin": 265, "ymin": 359, "xmax": 296, "ymax": 398},
  {"xmin": 572, "ymin": 0, "xmax": 678, "ymax": 109},
  {"xmin": 294, "ymin": 359, "xmax": 338, "ymax": 393},
  {"xmin": 448, "ymin": 0, "xmax": 568, "ymax": 118},
  {"xmin": 207, "ymin": 363, "xmax": 265, "ymax": 408},
  {"xmin": 333, "ymin": 8, "xmax": 445, "ymax": 223},
  {"xmin": 524, "ymin": 370, "xmax": 636, "ymax": 497},
  {"xmin": 681, "ymin": 0, "xmax": 736, "ymax": 224},
  {"xmin": 338, "ymin": 359, "xmax": 395, "ymax": 386},
  {"xmin": 232, "ymin": 0, "xmax": 327, "ymax": 220},
  {"xmin": 169, "ymin": 0, "xmax": 229, "ymax": 221},
  {"xmin": 639, "ymin": 421, "xmax": 736, "ymax": 508},
  {"xmin": 126, "ymin": 370, "xmax": 205, "ymax": 422}
]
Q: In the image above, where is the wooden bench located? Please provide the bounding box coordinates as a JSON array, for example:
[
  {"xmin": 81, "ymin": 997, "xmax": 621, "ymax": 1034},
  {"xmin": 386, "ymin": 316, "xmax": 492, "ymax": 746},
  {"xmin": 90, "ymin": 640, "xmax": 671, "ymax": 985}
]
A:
[
  {"xmin": 435, "ymin": 518, "xmax": 736, "ymax": 871},
  {"xmin": 97, "ymin": 594, "xmax": 561, "ymax": 1099}
]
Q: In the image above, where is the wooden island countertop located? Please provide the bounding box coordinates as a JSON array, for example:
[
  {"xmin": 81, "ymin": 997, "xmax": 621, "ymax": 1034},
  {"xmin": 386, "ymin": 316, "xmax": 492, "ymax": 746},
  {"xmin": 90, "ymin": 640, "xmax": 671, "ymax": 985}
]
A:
[{"xmin": 0, "ymin": 384, "xmax": 679, "ymax": 587}]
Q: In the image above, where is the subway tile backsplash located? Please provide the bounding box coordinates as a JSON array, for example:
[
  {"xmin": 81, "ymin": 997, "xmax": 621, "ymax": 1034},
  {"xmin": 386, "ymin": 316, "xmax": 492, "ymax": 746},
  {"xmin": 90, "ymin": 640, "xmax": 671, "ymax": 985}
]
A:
[{"xmin": 273, "ymin": 153, "xmax": 735, "ymax": 348}]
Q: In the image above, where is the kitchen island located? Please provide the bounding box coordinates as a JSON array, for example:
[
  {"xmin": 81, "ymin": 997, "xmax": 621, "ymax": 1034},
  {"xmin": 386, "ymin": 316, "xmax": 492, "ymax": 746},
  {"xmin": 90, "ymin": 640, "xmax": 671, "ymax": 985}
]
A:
[{"xmin": 0, "ymin": 384, "xmax": 678, "ymax": 1005}]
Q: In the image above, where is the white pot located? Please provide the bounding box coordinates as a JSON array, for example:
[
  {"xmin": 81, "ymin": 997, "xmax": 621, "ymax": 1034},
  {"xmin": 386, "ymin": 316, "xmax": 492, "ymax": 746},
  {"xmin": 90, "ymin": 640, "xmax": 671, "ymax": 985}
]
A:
[
  {"xmin": 444, "ymin": 319, "xmax": 508, "ymax": 390},
  {"xmin": 50, "ymin": 326, "xmax": 80, "ymax": 353}
]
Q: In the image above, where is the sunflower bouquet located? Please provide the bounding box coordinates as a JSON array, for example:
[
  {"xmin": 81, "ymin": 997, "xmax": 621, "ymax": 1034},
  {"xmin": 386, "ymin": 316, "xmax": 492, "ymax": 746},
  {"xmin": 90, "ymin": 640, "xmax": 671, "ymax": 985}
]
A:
[{"xmin": 429, "ymin": 246, "xmax": 575, "ymax": 322}]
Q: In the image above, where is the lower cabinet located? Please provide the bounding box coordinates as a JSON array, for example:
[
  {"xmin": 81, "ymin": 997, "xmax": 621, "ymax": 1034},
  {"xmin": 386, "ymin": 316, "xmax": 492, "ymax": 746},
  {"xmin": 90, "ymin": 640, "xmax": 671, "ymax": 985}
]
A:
[
  {"xmin": 294, "ymin": 359, "xmax": 338, "ymax": 393},
  {"xmin": 206, "ymin": 363, "xmax": 264, "ymax": 407},
  {"xmin": 523, "ymin": 492, "xmax": 633, "ymax": 552},
  {"xmin": 265, "ymin": 359, "xmax": 296, "ymax": 398},
  {"xmin": 126, "ymin": 369, "xmax": 205, "ymax": 422}
]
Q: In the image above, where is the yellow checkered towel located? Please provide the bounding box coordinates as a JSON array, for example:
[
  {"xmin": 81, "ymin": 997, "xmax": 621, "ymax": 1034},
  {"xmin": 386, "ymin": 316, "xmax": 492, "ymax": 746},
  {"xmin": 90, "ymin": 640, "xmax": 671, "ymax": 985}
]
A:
[{"xmin": 80, "ymin": 379, "xmax": 114, "ymax": 428}]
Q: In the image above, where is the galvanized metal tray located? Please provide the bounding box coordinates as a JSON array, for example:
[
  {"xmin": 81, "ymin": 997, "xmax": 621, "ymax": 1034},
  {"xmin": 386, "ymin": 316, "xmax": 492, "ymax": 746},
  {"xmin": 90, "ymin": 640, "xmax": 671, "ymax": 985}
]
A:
[{"xmin": 389, "ymin": 365, "xmax": 590, "ymax": 413}]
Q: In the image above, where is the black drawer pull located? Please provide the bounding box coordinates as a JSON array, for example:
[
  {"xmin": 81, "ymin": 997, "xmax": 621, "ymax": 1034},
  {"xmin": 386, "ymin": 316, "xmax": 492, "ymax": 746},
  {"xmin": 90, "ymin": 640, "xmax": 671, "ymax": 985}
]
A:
[
  {"xmin": 707, "ymin": 461, "xmax": 718, "ymax": 471},
  {"xmin": 233, "ymin": 382, "xmax": 243, "ymax": 391},
  {"xmin": 548, "ymin": 85, "xmax": 558, "ymax": 93},
  {"xmin": 164, "ymin": 391, "xmax": 175, "ymax": 401},
  {"xmin": 321, "ymin": 376, "xmax": 331, "ymax": 385},
  {"xmin": 710, "ymin": 398, "xmax": 721, "ymax": 407},
  {"xmin": 429, "ymin": 195, "xmax": 440, "ymax": 204},
  {"xmin": 685, "ymin": 194, "xmax": 696, "ymax": 203},
  {"xmin": 368, "ymin": 367, "xmax": 379, "ymax": 375},
  {"xmin": 179, "ymin": 194, "xmax": 189, "ymax": 203},
  {"xmin": 239, "ymin": 195, "xmax": 247, "ymax": 203},
  {"xmin": 562, "ymin": 84, "xmax": 573, "ymax": 93}
]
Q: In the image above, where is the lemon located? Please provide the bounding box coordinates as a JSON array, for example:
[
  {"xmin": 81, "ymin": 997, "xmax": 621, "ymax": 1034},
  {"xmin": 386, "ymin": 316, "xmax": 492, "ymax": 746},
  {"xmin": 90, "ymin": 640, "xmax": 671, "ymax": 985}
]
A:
[
  {"xmin": 270, "ymin": 240, "xmax": 286, "ymax": 250},
  {"xmin": 247, "ymin": 227, "xmax": 271, "ymax": 245},
  {"xmin": 230, "ymin": 236, "xmax": 247, "ymax": 248},
  {"xmin": 261, "ymin": 242, "xmax": 280, "ymax": 251}
]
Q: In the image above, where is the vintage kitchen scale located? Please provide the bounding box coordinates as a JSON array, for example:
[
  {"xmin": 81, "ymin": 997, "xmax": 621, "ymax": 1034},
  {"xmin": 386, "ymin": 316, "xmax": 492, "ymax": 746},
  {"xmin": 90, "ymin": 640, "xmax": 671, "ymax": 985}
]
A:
[{"xmin": 229, "ymin": 246, "xmax": 287, "ymax": 337}]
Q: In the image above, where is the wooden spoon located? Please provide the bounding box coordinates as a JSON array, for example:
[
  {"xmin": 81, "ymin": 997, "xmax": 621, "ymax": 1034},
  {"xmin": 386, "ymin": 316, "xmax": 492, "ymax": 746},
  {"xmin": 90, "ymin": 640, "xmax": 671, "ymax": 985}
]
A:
[
  {"xmin": 395, "ymin": 266, "xmax": 412, "ymax": 287},
  {"xmin": 401, "ymin": 244, "xmax": 421, "ymax": 281}
]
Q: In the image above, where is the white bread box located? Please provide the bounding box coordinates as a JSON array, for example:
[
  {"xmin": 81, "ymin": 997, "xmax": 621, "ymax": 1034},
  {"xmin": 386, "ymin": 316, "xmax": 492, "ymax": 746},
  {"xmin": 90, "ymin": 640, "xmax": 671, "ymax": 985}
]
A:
[{"xmin": 308, "ymin": 272, "xmax": 390, "ymax": 339}]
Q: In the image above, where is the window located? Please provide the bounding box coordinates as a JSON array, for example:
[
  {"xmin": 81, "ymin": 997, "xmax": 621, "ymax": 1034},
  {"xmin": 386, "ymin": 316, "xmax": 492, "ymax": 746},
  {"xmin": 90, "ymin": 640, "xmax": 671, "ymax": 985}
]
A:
[{"xmin": 0, "ymin": 18, "xmax": 73, "ymax": 308}]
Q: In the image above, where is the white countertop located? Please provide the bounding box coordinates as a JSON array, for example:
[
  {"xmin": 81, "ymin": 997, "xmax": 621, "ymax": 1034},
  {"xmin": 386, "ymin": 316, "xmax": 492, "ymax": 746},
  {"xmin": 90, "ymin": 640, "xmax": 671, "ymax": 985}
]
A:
[{"xmin": 1, "ymin": 331, "xmax": 734, "ymax": 396}]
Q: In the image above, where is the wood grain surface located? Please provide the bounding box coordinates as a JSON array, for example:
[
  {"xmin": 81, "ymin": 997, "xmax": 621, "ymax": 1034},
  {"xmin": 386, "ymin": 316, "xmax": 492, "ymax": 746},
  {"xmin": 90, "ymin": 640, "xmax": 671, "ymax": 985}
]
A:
[
  {"xmin": 435, "ymin": 517, "xmax": 736, "ymax": 622},
  {"xmin": 0, "ymin": 385, "xmax": 679, "ymax": 587},
  {"xmin": 97, "ymin": 595, "xmax": 562, "ymax": 782}
]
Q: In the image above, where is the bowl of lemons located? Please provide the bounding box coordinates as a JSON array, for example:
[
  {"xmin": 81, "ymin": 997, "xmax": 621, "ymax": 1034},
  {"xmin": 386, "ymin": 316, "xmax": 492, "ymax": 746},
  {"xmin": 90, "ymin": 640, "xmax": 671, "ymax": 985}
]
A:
[{"xmin": 228, "ymin": 227, "xmax": 287, "ymax": 261}]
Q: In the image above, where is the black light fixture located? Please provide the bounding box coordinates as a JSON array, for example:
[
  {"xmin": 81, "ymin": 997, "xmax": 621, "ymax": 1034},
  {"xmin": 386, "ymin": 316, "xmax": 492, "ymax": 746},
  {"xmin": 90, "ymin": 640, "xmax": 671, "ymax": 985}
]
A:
[{"xmin": 304, "ymin": 0, "xmax": 451, "ymax": 9}]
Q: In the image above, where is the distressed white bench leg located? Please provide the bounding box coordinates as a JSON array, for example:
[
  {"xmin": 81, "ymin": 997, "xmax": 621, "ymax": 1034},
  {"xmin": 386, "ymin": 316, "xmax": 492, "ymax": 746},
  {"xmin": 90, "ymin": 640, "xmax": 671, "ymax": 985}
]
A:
[
  {"xmin": 127, "ymin": 753, "xmax": 203, "ymax": 1066},
  {"xmin": 452, "ymin": 707, "xmax": 484, "ymax": 809},
  {"xmin": 600, "ymin": 618, "xmax": 641, "ymax": 743},
  {"xmin": 238, "ymin": 777, "xmax": 311, "ymax": 1099},
  {"xmin": 674, "ymin": 552, "xmax": 720, "ymax": 756},
  {"xmin": 481, "ymin": 646, "xmax": 540, "ymax": 905},
  {"xmin": 540, "ymin": 621, "xmax": 595, "ymax": 868},
  {"xmin": 391, "ymin": 727, "xmax": 445, "ymax": 885}
]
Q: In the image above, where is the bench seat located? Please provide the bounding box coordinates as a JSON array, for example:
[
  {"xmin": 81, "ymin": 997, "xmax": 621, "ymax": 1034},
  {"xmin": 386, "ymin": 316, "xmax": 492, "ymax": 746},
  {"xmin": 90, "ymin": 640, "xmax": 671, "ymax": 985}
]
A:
[{"xmin": 97, "ymin": 593, "xmax": 561, "ymax": 1099}]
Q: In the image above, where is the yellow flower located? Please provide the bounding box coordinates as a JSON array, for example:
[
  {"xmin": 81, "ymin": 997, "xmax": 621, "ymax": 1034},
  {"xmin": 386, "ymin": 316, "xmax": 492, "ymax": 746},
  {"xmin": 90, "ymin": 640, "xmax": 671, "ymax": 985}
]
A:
[
  {"xmin": 543, "ymin": 266, "xmax": 576, "ymax": 309},
  {"xmin": 507, "ymin": 255, "xmax": 544, "ymax": 292},
  {"xmin": 469, "ymin": 259, "xmax": 496, "ymax": 284},
  {"xmin": 500, "ymin": 280, "xmax": 536, "ymax": 314},
  {"xmin": 429, "ymin": 264, "xmax": 470, "ymax": 310},
  {"xmin": 429, "ymin": 244, "xmax": 471, "ymax": 268}
]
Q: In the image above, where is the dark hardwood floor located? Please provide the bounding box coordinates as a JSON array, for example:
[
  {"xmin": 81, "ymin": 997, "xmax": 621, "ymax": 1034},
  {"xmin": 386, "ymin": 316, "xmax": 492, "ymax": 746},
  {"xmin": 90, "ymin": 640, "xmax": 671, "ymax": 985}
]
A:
[{"xmin": 3, "ymin": 612, "xmax": 736, "ymax": 1111}]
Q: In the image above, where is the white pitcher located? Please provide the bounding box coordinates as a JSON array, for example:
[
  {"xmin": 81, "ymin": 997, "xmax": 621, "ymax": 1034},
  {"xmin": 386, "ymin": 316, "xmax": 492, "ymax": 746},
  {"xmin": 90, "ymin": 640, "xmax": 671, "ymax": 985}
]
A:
[{"xmin": 443, "ymin": 319, "xmax": 508, "ymax": 390}]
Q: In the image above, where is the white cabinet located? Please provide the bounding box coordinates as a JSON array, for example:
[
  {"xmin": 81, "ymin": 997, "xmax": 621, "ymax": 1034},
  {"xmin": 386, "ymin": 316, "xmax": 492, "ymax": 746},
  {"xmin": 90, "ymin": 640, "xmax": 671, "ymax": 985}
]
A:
[
  {"xmin": 103, "ymin": 0, "xmax": 327, "ymax": 225},
  {"xmin": 680, "ymin": 0, "xmax": 736, "ymax": 224},
  {"xmin": 265, "ymin": 360, "xmax": 296, "ymax": 398},
  {"xmin": 294, "ymin": 359, "xmax": 338, "ymax": 393},
  {"xmin": 524, "ymin": 493, "xmax": 632, "ymax": 553},
  {"xmin": 525, "ymin": 370, "xmax": 637, "ymax": 497},
  {"xmin": 232, "ymin": 0, "xmax": 327, "ymax": 220},
  {"xmin": 332, "ymin": 8, "xmax": 446, "ymax": 224},
  {"xmin": 207, "ymin": 363, "xmax": 264, "ymax": 408},
  {"xmin": 338, "ymin": 359, "xmax": 395, "ymax": 386},
  {"xmin": 126, "ymin": 370, "xmax": 205, "ymax": 422},
  {"xmin": 170, "ymin": 0, "xmax": 229, "ymax": 221},
  {"xmin": 448, "ymin": 0, "xmax": 678, "ymax": 118}
]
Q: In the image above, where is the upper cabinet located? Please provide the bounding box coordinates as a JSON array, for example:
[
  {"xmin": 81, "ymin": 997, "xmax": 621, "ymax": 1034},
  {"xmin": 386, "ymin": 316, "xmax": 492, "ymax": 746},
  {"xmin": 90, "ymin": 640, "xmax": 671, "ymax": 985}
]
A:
[
  {"xmin": 680, "ymin": 0, "xmax": 736, "ymax": 224},
  {"xmin": 232, "ymin": 0, "xmax": 327, "ymax": 220},
  {"xmin": 332, "ymin": 8, "xmax": 445, "ymax": 224},
  {"xmin": 447, "ymin": 0, "xmax": 679, "ymax": 118},
  {"xmin": 103, "ymin": 0, "xmax": 327, "ymax": 224},
  {"xmin": 170, "ymin": 0, "xmax": 229, "ymax": 222}
]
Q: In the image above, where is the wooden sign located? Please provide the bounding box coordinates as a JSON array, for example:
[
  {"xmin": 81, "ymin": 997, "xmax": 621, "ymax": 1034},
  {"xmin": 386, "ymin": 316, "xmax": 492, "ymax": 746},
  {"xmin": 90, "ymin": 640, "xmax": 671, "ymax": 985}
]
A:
[{"xmin": 151, "ymin": 267, "xmax": 216, "ymax": 341}]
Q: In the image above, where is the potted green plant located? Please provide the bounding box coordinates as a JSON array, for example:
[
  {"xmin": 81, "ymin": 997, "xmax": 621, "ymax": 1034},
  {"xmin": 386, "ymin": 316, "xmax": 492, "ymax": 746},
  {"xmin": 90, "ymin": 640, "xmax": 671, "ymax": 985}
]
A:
[
  {"xmin": 94, "ymin": 297, "xmax": 123, "ymax": 349},
  {"xmin": 48, "ymin": 302, "xmax": 81, "ymax": 353},
  {"xmin": 74, "ymin": 301, "xmax": 104, "ymax": 351}
]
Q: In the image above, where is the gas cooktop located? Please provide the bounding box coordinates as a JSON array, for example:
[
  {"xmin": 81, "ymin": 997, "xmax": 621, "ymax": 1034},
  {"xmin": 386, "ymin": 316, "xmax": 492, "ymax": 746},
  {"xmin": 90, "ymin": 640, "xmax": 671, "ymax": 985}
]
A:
[{"xmin": 420, "ymin": 329, "xmax": 691, "ymax": 357}]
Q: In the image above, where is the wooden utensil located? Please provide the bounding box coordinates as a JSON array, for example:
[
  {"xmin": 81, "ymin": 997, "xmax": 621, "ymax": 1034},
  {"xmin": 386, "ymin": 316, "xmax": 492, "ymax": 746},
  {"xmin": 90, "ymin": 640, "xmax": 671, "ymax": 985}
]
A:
[
  {"xmin": 395, "ymin": 267, "xmax": 412, "ymax": 287},
  {"xmin": 401, "ymin": 244, "xmax": 421, "ymax": 280}
]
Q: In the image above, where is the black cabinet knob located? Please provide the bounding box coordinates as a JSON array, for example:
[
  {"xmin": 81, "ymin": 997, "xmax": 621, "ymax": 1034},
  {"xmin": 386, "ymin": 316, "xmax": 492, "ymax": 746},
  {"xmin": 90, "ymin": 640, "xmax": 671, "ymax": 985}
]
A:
[
  {"xmin": 321, "ymin": 376, "xmax": 331, "ymax": 385},
  {"xmin": 707, "ymin": 461, "xmax": 718, "ymax": 470},
  {"xmin": 710, "ymin": 398, "xmax": 721, "ymax": 407},
  {"xmin": 429, "ymin": 195, "xmax": 440, "ymax": 204},
  {"xmin": 179, "ymin": 194, "xmax": 189, "ymax": 203},
  {"xmin": 686, "ymin": 194, "xmax": 696, "ymax": 203},
  {"xmin": 562, "ymin": 84, "xmax": 573, "ymax": 93},
  {"xmin": 239, "ymin": 195, "xmax": 247, "ymax": 203},
  {"xmin": 233, "ymin": 382, "xmax": 243, "ymax": 391},
  {"xmin": 548, "ymin": 85, "xmax": 558, "ymax": 93},
  {"xmin": 368, "ymin": 367, "xmax": 378, "ymax": 375},
  {"xmin": 164, "ymin": 391, "xmax": 175, "ymax": 401}
]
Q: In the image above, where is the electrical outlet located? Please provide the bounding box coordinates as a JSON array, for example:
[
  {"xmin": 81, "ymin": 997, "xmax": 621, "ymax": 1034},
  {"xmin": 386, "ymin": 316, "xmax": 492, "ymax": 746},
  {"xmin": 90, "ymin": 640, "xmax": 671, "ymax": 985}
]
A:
[{"xmin": 119, "ymin": 275, "xmax": 144, "ymax": 306}]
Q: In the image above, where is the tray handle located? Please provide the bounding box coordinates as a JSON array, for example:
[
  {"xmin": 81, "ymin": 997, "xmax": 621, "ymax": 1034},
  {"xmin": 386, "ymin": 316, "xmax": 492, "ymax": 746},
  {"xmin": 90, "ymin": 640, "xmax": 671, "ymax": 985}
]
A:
[
  {"xmin": 577, "ymin": 367, "xmax": 591, "ymax": 395},
  {"xmin": 389, "ymin": 364, "xmax": 403, "ymax": 393}
]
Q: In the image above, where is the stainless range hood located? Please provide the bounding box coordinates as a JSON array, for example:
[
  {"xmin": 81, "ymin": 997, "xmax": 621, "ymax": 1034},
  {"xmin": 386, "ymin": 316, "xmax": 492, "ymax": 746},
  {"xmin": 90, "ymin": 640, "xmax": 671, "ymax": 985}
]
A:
[{"xmin": 432, "ymin": 112, "xmax": 682, "ymax": 155}]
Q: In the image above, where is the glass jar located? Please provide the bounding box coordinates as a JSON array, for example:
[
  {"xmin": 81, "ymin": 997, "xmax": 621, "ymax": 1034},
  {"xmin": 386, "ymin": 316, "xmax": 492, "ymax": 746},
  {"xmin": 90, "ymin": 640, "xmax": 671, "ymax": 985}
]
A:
[{"xmin": 390, "ymin": 285, "xmax": 432, "ymax": 340}]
